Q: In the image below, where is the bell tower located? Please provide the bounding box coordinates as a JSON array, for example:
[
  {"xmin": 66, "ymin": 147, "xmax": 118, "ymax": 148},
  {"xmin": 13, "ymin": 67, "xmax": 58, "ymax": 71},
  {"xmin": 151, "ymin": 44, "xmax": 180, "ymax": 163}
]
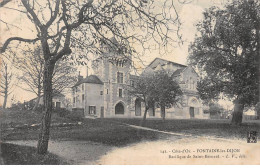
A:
[{"xmin": 92, "ymin": 37, "xmax": 132, "ymax": 117}]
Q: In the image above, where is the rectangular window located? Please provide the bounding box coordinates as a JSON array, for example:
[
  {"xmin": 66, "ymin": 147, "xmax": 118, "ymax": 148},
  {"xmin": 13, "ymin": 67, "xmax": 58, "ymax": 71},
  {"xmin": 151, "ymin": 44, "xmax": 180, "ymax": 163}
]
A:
[
  {"xmin": 100, "ymin": 106, "xmax": 104, "ymax": 118},
  {"xmin": 73, "ymin": 97, "xmax": 75, "ymax": 103},
  {"xmin": 82, "ymin": 94, "xmax": 84, "ymax": 101},
  {"xmin": 130, "ymin": 80, "xmax": 135, "ymax": 87},
  {"xmin": 107, "ymin": 89, "xmax": 109, "ymax": 94},
  {"xmin": 100, "ymin": 91, "xmax": 103, "ymax": 95},
  {"xmin": 89, "ymin": 106, "xmax": 96, "ymax": 115},
  {"xmin": 56, "ymin": 102, "xmax": 61, "ymax": 109},
  {"xmin": 119, "ymin": 89, "xmax": 123, "ymax": 97},
  {"xmin": 82, "ymin": 84, "xmax": 84, "ymax": 90},
  {"xmin": 117, "ymin": 72, "xmax": 123, "ymax": 83}
]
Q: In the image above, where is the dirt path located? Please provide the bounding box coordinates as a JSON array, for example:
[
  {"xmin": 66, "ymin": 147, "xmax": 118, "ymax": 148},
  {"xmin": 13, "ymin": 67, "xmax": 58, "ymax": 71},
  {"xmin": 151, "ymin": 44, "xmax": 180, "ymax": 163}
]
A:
[{"xmin": 97, "ymin": 137, "xmax": 260, "ymax": 165}]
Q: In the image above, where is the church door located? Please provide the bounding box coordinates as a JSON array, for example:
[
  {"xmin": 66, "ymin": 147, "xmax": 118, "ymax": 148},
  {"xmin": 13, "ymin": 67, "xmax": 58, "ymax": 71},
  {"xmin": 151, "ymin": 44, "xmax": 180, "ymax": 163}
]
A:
[
  {"xmin": 115, "ymin": 102, "xmax": 124, "ymax": 114},
  {"xmin": 190, "ymin": 107, "xmax": 195, "ymax": 118}
]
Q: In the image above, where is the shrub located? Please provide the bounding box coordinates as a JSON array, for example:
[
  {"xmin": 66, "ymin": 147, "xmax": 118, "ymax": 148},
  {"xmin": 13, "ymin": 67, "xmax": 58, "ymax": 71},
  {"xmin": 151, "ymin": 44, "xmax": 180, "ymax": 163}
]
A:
[
  {"xmin": 65, "ymin": 113, "xmax": 83, "ymax": 121},
  {"xmin": 52, "ymin": 108, "xmax": 70, "ymax": 117},
  {"xmin": 65, "ymin": 109, "xmax": 84, "ymax": 121}
]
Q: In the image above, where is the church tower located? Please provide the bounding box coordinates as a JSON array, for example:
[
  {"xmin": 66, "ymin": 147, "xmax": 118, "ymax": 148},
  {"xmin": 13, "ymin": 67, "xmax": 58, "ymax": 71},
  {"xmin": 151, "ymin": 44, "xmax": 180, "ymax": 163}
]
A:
[{"xmin": 92, "ymin": 38, "xmax": 132, "ymax": 117}]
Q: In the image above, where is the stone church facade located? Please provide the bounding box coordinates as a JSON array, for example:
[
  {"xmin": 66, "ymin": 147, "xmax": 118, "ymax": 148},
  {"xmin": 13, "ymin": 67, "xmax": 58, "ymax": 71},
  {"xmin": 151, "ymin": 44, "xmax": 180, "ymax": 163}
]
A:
[{"xmin": 72, "ymin": 48, "xmax": 209, "ymax": 119}]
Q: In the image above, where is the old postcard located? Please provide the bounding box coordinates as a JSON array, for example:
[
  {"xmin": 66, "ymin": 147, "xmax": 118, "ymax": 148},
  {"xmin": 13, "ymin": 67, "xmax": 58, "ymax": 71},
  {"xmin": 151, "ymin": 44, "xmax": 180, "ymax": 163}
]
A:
[{"xmin": 0, "ymin": 0, "xmax": 259, "ymax": 165}]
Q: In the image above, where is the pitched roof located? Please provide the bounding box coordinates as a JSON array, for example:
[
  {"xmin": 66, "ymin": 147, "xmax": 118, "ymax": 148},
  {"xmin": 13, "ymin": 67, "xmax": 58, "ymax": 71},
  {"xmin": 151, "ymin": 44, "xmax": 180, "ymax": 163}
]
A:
[
  {"xmin": 73, "ymin": 75, "xmax": 103, "ymax": 87},
  {"xmin": 147, "ymin": 58, "xmax": 187, "ymax": 69},
  {"xmin": 172, "ymin": 68, "xmax": 185, "ymax": 76}
]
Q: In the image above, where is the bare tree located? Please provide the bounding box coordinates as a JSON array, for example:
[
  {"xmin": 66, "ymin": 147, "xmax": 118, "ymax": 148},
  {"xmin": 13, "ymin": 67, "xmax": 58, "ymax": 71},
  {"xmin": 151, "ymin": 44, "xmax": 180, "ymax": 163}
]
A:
[
  {"xmin": 52, "ymin": 59, "xmax": 77, "ymax": 95},
  {"xmin": 14, "ymin": 45, "xmax": 76, "ymax": 111},
  {"xmin": 1, "ymin": 0, "xmax": 181, "ymax": 154},
  {"xmin": 0, "ymin": 61, "xmax": 14, "ymax": 109},
  {"xmin": 14, "ymin": 46, "xmax": 44, "ymax": 110}
]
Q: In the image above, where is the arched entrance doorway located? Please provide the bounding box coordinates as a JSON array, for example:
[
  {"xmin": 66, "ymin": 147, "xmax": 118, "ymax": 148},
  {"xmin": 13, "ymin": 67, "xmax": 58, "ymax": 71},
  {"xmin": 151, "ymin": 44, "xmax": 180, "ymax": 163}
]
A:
[
  {"xmin": 189, "ymin": 98, "xmax": 199, "ymax": 119},
  {"xmin": 135, "ymin": 98, "xmax": 142, "ymax": 116},
  {"xmin": 115, "ymin": 102, "xmax": 124, "ymax": 115}
]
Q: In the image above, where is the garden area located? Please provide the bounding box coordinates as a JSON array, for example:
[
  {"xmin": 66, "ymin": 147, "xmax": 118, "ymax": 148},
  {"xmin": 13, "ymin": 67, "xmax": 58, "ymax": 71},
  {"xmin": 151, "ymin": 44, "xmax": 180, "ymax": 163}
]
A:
[{"xmin": 1, "ymin": 109, "xmax": 260, "ymax": 164}]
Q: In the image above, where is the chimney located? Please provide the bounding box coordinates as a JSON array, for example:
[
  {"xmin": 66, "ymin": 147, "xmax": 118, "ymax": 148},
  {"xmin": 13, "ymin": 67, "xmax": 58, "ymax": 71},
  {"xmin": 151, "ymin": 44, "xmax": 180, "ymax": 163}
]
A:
[{"xmin": 78, "ymin": 71, "xmax": 83, "ymax": 81}]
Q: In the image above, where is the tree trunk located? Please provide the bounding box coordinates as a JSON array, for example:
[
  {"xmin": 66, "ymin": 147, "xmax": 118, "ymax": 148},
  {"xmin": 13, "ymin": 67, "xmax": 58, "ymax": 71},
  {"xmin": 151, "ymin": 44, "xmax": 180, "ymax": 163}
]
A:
[
  {"xmin": 32, "ymin": 94, "xmax": 41, "ymax": 111},
  {"xmin": 231, "ymin": 99, "xmax": 244, "ymax": 125},
  {"xmin": 141, "ymin": 107, "xmax": 149, "ymax": 126},
  {"xmin": 161, "ymin": 105, "xmax": 166, "ymax": 121},
  {"xmin": 3, "ymin": 92, "xmax": 7, "ymax": 109},
  {"xmin": 37, "ymin": 62, "xmax": 54, "ymax": 154}
]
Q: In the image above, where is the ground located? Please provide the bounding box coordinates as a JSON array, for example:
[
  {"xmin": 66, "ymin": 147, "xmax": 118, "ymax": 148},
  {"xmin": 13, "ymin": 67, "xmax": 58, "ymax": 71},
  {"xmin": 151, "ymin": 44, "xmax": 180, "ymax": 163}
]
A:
[
  {"xmin": 111, "ymin": 118, "xmax": 260, "ymax": 140},
  {"xmin": 0, "ymin": 143, "xmax": 67, "ymax": 165},
  {"xmin": 1, "ymin": 109, "xmax": 260, "ymax": 164}
]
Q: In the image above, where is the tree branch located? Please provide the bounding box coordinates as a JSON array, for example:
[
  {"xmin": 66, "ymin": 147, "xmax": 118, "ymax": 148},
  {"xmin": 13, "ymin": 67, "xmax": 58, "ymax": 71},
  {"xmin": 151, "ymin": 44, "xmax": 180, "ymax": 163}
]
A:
[
  {"xmin": 1, "ymin": 37, "xmax": 39, "ymax": 53},
  {"xmin": 46, "ymin": 0, "xmax": 60, "ymax": 28},
  {"xmin": 0, "ymin": 0, "xmax": 11, "ymax": 8},
  {"xmin": 21, "ymin": 0, "xmax": 42, "ymax": 27}
]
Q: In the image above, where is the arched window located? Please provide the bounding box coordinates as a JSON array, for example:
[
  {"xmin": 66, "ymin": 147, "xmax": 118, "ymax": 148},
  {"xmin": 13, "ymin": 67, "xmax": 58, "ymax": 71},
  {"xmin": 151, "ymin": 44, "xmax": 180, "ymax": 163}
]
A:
[{"xmin": 115, "ymin": 102, "xmax": 124, "ymax": 114}]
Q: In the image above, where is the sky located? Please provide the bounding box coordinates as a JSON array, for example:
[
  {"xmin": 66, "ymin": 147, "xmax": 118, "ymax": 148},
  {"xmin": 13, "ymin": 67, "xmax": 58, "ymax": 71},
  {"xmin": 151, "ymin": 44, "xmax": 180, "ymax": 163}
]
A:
[{"xmin": 0, "ymin": 0, "xmax": 234, "ymax": 108}]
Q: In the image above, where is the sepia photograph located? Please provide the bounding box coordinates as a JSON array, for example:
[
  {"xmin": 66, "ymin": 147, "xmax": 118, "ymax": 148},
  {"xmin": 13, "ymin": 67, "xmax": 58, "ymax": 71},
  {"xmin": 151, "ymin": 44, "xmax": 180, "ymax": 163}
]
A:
[{"xmin": 0, "ymin": 0, "xmax": 259, "ymax": 165}]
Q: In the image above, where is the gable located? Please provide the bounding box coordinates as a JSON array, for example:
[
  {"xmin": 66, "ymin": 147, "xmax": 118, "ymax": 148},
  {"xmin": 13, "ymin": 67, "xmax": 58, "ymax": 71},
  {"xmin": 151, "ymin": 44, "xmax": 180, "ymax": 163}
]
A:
[
  {"xmin": 147, "ymin": 58, "xmax": 187, "ymax": 70},
  {"xmin": 182, "ymin": 66, "xmax": 199, "ymax": 80},
  {"xmin": 147, "ymin": 58, "xmax": 168, "ymax": 69}
]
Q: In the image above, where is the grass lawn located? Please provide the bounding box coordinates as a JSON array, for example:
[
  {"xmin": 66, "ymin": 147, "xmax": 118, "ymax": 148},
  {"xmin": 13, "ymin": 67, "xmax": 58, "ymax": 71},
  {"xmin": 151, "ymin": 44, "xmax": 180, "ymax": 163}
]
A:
[
  {"xmin": 0, "ymin": 109, "xmax": 75, "ymax": 128},
  {"xmin": 1, "ymin": 109, "xmax": 259, "ymax": 146},
  {"xmin": 1, "ymin": 118, "xmax": 167, "ymax": 146},
  {"xmin": 1, "ymin": 143, "xmax": 68, "ymax": 165},
  {"xmin": 110, "ymin": 118, "xmax": 260, "ymax": 140},
  {"xmin": 1, "ymin": 109, "xmax": 168, "ymax": 146}
]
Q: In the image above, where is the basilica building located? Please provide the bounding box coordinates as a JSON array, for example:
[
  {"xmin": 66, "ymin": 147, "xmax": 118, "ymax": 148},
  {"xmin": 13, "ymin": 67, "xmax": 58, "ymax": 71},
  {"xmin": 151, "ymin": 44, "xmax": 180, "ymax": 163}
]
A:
[{"xmin": 72, "ymin": 42, "xmax": 209, "ymax": 119}]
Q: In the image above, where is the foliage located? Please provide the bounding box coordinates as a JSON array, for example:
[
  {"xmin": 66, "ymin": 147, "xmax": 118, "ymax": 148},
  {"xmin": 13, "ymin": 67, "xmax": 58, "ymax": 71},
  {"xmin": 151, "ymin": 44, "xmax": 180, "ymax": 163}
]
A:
[
  {"xmin": 128, "ymin": 71, "xmax": 156, "ymax": 109},
  {"xmin": 128, "ymin": 70, "xmax": 182, "ymax": 120},
  {"xmin": 208, "ymin": 103, "xmax": 224, "ymax": 116},
  {"xmin": 189, "ymin": 0, "xmax": 260, "ymax": 107},
  {"xmin": 127, "ymin": 71, "xmax": 156, "ymax": 122},
  {"xmin": 52, "ymin": 108, "xmax": 70, "ymax": 117},
  {"xmin": 152, "ymin": 70, "xmax": 183, "ymax": 108},
  {"xmin": 10, "ymin": 101, "xmax": 24, "ymax": 110}
]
